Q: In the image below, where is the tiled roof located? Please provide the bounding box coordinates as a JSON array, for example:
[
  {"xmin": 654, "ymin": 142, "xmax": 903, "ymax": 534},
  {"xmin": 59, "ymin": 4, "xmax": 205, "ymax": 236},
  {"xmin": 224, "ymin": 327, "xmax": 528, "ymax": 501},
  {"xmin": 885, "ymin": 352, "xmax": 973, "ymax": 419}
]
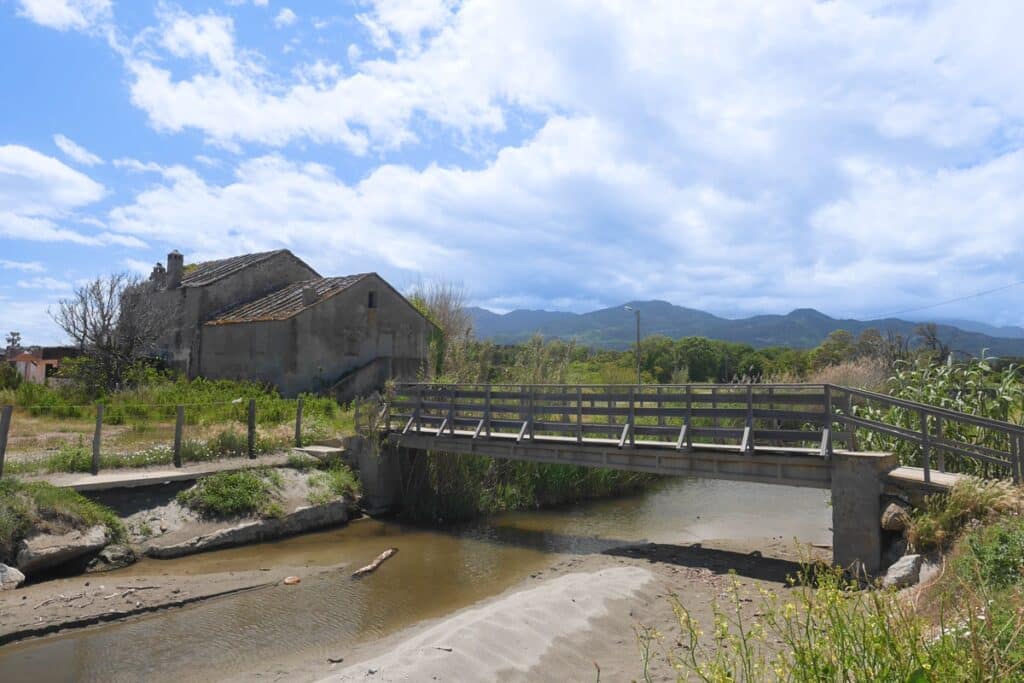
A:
[
  {"xmin": 206, "ymin": 275, "xmax": 370, "ymax": 324},
  {"xmin": 181, "ymin": 250, "xmax": 316, "ymax": 286}
]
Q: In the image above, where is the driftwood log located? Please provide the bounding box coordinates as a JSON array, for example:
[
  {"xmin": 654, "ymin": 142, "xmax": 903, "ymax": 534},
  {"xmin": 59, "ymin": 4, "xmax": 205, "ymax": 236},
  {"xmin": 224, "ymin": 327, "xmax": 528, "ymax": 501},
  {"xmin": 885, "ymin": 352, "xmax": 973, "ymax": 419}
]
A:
[{"xmin": 351, "ymin": 548, "xmax": 398, "ymax": 578}]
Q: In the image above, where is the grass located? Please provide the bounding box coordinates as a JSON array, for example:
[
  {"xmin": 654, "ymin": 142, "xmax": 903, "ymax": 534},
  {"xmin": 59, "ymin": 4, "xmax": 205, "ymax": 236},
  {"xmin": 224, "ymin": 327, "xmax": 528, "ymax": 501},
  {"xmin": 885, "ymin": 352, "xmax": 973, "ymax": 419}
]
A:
[
  {"xmin": 307, "ymin": 463, "xmax": 361, "ymax": 505},
  {"xmin": 176, "ymin": 468, "xmax": 284, "ymax": 518},
  {"xmin": 0, "ymin": 478, "xmax": 124, "ymax": 564},
  {"xmin": 907, "ymin": 477, "xmax": 1024, "ymax": 552},
  {"xmin": 638, "ymin": 477, "xmax": 1024, "ymax": 682}
]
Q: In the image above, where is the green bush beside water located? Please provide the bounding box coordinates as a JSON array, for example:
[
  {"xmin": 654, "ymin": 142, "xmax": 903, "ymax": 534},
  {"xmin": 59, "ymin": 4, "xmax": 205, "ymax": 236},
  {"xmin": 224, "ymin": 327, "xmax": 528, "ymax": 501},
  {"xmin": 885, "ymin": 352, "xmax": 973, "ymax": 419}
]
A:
[{"xmin": 176, "ymin": 468, "xmax": 284, "ymax": 518}]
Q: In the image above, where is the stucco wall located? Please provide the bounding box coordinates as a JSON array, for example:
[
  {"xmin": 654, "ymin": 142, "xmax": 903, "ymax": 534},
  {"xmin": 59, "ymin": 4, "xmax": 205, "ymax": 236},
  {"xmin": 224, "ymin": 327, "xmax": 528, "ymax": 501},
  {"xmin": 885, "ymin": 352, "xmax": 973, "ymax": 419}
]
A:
[
  {"xmin": 199, "ymin": 274, "xmax": 431, "ymax": 396},
  {"xmin": 151, "ymin": 252, "xmax": 318, "ymax": 377}
]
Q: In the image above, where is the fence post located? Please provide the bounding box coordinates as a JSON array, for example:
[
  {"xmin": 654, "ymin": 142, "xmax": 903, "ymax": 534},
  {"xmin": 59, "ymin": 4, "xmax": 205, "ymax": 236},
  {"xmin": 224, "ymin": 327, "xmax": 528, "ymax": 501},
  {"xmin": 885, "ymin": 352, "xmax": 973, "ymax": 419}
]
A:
[
  {"xmin": 1012, "ymin": 433, "xmax": 1021, "ymax": 485},
  {"xmin": 529, "ymin": 386, "xmax": 536, "ymax": 440},
  {"xmin": 576, "ymin": 386, "xmax": 583, "ymax": 443},
  {"xmin": 685, "ymin": 384, "xmax": 693, "ymax": 449},
  {"xmin": 628, "ymin": 387, "xmax": 636, "ymax": 447},
  {"xmin": 173, "ymin": 405, "xmax": 184, "ymax": 468},
  {"xmin": 0, "ymin": 405, "xmax": 12, "ymax": 479},
  {"xmin": 934, "ymin": 415, "xmax": 944, "ymax": 473},
  {"xmin": 449, "ymin": 387, "xmax": 457, "ymax": 435},
  {"xmin": 295, "ymin": 397, "xmax": 304, "ymax": 447},
  {"xmin": 844, "ymin": 391, "xmax": 857, "ymax": 451},
  {"xmin": 485, "ymin": 385, "xmax": 492, "ymax": 438},
  {"xmin": 247, "ymin": 399, "xmax": 256, "ymax": 459},
  {"xmin": 919, "ymin": 408, "xmax": 931, "ymax": 484},
  {"xmin": 821, "ymin": 385, "xmax": 833, "ymax": 459},
  {"xmin": 744, "ymin": 383, "xmax": 754, "ymax": 454},
  {"xmin": 92, "ymin": 404, "xmax": 103, "ymax": 475}
]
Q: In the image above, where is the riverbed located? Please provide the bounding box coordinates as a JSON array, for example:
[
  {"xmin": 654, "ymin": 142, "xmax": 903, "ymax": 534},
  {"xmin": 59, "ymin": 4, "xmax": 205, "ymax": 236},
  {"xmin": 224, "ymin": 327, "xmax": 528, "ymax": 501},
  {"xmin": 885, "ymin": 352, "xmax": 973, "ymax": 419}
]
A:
[{"xmin": 0, "ymin": 477, "xmax": 831, "ymax": 682}]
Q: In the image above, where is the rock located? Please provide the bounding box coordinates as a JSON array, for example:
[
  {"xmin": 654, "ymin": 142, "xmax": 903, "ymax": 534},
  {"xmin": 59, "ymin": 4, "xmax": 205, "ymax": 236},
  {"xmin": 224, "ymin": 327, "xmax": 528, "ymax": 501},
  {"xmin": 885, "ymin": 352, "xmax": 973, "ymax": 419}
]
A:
[
  {"xmin": 16, "ymin": 525, "xmax": 111, "ymax": 574},
  {"xmin": 86, "ymin": 544, "xmax": 138, "ymax": 573},
  {"xmin": 0, "ymin": 563, "xmax": 26, "ymax": 590},
  {"xmin": 883, "ymin": 553, "xmax": 923, "ymax": 588},
  {"xmin": 882, "ymin": 536, "xmax": 908, "ymax": 568},
  {"xmin": 881, "ymin": 502, "xmax": 911, "ymax": 532},
  {"xmin": 283, "ymin": 576, "xmax": 301, "ymax": 585},
  {"xmin": 146, "ymin": 499, "xmax": 351, "ymax": 559}
]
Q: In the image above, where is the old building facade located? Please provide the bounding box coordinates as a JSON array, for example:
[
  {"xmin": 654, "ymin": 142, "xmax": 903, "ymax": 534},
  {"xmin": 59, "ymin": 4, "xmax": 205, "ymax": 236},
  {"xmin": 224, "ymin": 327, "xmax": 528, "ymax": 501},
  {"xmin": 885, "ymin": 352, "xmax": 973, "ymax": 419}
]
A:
[{"xmin": 145, "ymin": 250, "xmax": 432, "ymax": 398}]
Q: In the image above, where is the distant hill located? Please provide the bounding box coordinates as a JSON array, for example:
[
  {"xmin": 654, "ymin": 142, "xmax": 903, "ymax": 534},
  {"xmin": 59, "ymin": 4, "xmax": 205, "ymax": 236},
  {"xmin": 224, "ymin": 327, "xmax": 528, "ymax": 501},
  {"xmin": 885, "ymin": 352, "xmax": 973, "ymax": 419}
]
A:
[{"xmin": 469, "ymin": 301, "xmax": 1024, "ymax": 357}]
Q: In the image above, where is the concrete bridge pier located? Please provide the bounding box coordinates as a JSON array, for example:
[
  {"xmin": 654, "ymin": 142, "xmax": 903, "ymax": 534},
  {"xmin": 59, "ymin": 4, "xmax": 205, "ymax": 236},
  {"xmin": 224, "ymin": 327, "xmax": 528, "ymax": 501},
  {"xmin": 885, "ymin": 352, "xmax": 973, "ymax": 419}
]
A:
[
  {"xmin": 343, "ymin": 437, "xmax": 405, "ymax": 513},
  {"xmin": 830, "ymin": 451, "xmax": 899, "ymax": 576}
]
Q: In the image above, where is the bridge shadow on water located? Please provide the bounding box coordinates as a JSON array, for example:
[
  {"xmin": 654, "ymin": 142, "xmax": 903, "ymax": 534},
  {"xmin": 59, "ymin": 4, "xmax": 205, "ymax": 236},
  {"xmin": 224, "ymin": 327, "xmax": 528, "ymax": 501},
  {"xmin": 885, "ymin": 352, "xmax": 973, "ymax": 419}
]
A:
[{"xmin": 443, "ymin": 521, "xmax": 805, "ymax": 584}]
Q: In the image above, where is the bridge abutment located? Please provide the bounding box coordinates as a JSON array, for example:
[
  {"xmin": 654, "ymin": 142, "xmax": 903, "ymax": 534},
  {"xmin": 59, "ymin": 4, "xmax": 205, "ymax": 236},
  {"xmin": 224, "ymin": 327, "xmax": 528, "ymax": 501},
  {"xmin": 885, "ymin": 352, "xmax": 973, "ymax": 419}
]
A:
[{"xmin": 830, "ymin": 451, "xmax": 898, "ymax": 576}]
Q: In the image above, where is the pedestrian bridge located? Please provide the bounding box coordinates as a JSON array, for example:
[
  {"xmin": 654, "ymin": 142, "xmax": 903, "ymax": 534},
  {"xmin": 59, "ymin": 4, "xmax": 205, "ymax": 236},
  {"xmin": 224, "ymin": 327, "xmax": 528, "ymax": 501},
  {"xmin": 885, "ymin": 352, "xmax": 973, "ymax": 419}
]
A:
[{"xmin": 382, "ymin": 382, "xmax": 1024, "ymax": 573}]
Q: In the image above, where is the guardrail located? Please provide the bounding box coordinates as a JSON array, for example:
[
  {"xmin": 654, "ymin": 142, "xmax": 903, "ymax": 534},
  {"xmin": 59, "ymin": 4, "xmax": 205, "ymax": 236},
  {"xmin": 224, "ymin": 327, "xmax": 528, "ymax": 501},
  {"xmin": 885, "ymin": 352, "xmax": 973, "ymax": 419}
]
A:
[{"xmin": 387, "ymin": 383, "xmax": 1024, "ymax": 484}]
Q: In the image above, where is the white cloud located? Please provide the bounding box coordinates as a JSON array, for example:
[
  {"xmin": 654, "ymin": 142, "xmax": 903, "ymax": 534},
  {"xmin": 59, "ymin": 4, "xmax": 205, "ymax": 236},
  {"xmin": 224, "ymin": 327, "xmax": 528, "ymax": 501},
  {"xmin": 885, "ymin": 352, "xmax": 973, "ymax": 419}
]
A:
[
  {"xmin": 0, "ymin": 145, "xmax": 142, "ymax": 248},
  {"xmin": 0, "ymin": 260, "xmax": 45, "ymax": 272},
  {"xmin": 273, "ymin": 8, "xmax": 296, "ymax": 28},
  {"xmin": 53, "ymin": 133, "xmax": 103, "ymax": 166},
  {"xmin": 17, "ymin": 277, "xmax": 72, "ymax": 290},
  {"xmin": 17, "ymin": 0, "xmax": 111, "ymax": 31}
]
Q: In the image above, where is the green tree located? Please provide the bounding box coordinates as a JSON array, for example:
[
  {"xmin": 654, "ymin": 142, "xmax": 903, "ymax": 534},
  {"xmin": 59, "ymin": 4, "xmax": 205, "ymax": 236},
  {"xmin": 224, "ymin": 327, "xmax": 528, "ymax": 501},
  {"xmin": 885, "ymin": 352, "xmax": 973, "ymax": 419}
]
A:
[{"xmin": 810, "ymin": 329, "xmax": 856, "ymax": 370}]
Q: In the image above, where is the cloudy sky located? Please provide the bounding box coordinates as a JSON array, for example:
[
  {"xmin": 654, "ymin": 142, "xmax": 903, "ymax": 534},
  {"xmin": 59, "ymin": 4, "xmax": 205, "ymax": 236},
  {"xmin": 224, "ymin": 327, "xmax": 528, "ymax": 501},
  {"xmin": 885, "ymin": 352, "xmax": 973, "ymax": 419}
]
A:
[{"xmin": 2, "ymin": 0, "xmax": 1024, "ymax": 344}]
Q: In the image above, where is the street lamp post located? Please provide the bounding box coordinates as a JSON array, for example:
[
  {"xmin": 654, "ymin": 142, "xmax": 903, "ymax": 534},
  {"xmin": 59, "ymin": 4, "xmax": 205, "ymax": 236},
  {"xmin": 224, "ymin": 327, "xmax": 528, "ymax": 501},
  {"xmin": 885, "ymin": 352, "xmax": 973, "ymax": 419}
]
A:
[{"xmin": 624, "ymin": 305, "xmax": 641, "ymax": 385}]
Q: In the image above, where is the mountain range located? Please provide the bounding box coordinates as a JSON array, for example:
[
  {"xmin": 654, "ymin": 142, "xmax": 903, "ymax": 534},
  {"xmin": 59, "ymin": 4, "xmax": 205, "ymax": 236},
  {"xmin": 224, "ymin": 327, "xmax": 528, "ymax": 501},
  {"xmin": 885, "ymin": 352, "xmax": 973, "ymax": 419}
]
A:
[{"xmin": 468, "ymin": 301, "xmax": 1024, "ymax": 357}]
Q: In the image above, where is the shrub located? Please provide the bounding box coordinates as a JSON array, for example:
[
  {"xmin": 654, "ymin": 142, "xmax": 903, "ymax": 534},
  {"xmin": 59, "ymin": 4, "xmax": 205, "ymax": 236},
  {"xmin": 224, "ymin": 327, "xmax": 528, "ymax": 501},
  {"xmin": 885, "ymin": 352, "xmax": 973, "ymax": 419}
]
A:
[
  {"xmin": 307, "ymin": 463, "xmax": 360, "ymax": 505},
  {"xmin": 908, "ymin": 477, "xmax": 1024, "ymax": 552},
  {"xmin": 176, "ymin": 468, "xmax": 284, "ymax": 518}
]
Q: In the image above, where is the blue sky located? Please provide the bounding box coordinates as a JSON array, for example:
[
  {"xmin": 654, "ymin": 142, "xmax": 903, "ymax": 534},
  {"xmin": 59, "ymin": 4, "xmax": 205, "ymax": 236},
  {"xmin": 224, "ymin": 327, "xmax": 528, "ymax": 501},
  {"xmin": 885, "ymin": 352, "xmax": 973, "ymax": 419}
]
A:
[{"xmin": 2, "ymin": 0, "xmax": 1024, "ymax": 344}]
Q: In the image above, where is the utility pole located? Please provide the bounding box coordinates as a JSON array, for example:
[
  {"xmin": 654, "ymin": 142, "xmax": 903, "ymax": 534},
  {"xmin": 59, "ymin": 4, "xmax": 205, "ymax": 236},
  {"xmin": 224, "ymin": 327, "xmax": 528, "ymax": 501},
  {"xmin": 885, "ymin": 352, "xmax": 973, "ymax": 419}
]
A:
[{"xmin": 625, "ymin": 306, "xmax": 641, "ymax": 385}]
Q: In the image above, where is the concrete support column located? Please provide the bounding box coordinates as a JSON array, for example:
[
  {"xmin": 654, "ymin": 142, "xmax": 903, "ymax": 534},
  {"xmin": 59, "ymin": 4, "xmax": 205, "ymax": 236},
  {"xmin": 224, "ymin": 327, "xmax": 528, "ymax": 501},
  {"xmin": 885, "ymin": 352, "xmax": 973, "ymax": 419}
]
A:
[
  {"xmin": 830, "ymin": 451, "xmax": 898, "ymax": 576},
  {"xmin": 348, "ymin": 436, "xmax": 404, "ymax": 513}
]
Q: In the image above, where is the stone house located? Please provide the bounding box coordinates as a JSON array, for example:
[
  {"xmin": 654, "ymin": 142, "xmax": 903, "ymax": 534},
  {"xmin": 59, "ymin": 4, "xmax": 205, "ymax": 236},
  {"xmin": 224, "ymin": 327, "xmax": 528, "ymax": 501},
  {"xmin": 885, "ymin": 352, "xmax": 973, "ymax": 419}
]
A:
[
  {"xmin": 144, "ymin": 249, "xmax": 433, "ymax": 398},
  {"xmin": 7, "ymin": 347, "xmax": 81, "ymax": 384}
]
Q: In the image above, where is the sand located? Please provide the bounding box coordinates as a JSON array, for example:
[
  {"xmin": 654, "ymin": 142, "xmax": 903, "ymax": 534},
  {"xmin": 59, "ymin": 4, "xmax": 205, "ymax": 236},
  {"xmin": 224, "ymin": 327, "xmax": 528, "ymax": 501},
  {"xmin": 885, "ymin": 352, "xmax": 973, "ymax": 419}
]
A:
[{"xmin": 250, "ymin": 537, "xmax": 825, "ymax": 683}]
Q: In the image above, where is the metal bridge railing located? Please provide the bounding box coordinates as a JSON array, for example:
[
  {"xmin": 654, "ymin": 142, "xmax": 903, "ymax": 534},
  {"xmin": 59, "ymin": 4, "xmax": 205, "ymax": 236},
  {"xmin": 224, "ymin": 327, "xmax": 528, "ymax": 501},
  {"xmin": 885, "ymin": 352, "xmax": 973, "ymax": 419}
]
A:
[{"xmin": 387, "ymin": 382, "xmax": 1024, "ymax": 485}]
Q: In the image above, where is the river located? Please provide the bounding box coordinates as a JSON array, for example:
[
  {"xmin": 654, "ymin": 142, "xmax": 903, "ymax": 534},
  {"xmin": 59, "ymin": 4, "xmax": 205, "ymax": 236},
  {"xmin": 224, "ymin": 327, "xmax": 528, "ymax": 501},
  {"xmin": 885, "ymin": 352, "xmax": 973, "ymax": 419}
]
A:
[{"xmin": 0, "ymin": 477, "xmax": 830, "ymax": 682}]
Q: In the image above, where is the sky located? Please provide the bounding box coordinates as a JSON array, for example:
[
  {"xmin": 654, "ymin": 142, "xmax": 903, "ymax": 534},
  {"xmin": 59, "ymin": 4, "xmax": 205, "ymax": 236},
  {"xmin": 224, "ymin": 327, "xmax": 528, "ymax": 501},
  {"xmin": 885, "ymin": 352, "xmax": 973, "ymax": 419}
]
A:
[{"xmin": 2, "ymin": 0, "xmax": 1024, "ymax": 345}]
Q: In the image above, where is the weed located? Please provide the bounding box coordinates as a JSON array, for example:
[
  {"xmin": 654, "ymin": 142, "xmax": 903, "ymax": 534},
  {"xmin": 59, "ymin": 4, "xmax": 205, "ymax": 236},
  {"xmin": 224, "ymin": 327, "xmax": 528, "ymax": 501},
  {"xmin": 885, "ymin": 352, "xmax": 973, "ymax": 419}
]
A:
[
  {"xmin": 176, "ymin": 468, "xmax": 284, "ymax": 518},
  {"xmin": 0, "ymin": 478, "xmax": 124, "ymax": 563},
  {"xmin": 307, "ymin": 463, "xmax": 360, "ymax": 505}
]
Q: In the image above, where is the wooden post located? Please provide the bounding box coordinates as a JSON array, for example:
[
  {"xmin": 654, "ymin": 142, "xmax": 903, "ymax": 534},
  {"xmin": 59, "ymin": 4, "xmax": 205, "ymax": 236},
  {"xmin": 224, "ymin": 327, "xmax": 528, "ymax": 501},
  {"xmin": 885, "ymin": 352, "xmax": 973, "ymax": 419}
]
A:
[
  {"xmin": 1011, "ymin": 433, "xmax": 1020, "ymax": 485},
  {"xmin": 485, "ymin": 385, "xmax": 492, "ymax": 438},
  {"xmin": 415, "ymin": 386, "xmax": 423, "ymax": 433},
  {"xmin": 711, "ymin": 386, "xmax": 719, "ymax": 444},
  {"xmin": 657, "ymin": 386, "xmax": 664, "ymax": 428},
  {"xmin": 934, "ymin": 415, "xmax": 944, "ymax": 472},
  {"xmin": 823, "ymin": 385, "xmax": 833, "ymax": 458},
  {"xmin": 247, "ymin": 399, "xmax": 256, "ymax": 459},
  {"xmin": 0, "ymin": 405, "xmax": 12, "ymax": 479},
  {"xmin": 576, "ymin": 386, "xmax": 583, "ymax": 443},
  {"xmin": 529, "ymin": 387, "xmax": 536, "ymax": 440},
  {"xmin": 919, "ymin": 409, "xmax": 930, "ymax": 484},
  {"xmin": 744, "ymin": 383, "xmax": 754, "ymax": 454},
  {"xmin": 844, "ymin": 391, "xmax": 857, "ymax": 451},
  {"xmin": 449, "ymin": 387, "xmax": 456, "ymax": 435},
  {"xmin": 91, "ymin": 404, "xmax": 103, "ymax": 475},
  {"xmin": 685, "ymin": 384, "xmax": 693, "ymax": 449},
  {"xmin": 622, "ymin": 389, "xmax": 630, "ymax": 448},
  {"xmin": 294, "ymin": 397, "xmax": 304, "ymax": 447},
  {"xmin": 173, "ymin": 405, "xmax": 184, "ymax": 468}
]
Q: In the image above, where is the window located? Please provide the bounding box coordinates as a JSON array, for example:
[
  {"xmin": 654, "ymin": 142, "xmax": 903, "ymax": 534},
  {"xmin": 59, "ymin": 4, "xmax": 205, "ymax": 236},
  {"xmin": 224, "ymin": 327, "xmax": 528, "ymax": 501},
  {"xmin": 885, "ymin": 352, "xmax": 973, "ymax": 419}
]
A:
[{"xmin": 368, "ymin": 290, "xmax": 377, "ymax": 309}]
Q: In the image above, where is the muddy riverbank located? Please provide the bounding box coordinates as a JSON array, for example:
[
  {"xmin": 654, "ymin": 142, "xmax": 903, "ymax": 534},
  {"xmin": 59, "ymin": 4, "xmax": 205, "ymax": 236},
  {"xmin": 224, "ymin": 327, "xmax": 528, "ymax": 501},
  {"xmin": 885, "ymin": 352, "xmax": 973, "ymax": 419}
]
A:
[{"xmin": 0, "ymin": 477, "xmax": 832, "ymax": 682}]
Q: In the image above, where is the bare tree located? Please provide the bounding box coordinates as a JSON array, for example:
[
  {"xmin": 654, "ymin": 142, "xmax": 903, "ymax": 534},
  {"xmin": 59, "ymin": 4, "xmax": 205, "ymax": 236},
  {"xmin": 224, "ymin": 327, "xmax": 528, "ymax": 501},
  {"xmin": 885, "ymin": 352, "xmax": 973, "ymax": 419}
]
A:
[
  {"xmin": 406, "ymin": 279, "xmax": 477, "ymax": 380},
  {"xmin": 915, "ymin": 322, "xmax": 951, "ymax": 363},
  {"xmin": 50, "ymin": 273, "xmax": 165, "ymax": 392}
]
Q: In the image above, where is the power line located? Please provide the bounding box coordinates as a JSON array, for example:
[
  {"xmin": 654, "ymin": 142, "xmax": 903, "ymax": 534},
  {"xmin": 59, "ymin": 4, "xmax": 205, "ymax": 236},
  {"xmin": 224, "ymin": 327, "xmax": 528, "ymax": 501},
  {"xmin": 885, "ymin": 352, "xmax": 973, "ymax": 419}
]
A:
[{"xmin": 869, "ymin": 279, "xmax": 1024, "ymax": 320}]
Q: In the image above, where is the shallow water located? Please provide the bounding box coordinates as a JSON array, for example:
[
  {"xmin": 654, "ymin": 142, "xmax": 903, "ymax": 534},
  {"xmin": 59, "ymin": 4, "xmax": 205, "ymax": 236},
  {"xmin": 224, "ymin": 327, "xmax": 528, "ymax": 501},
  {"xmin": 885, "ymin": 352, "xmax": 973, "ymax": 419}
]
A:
[{"xmin": 0, "ymin": 477, "xmax": 831, "ymax": 682}]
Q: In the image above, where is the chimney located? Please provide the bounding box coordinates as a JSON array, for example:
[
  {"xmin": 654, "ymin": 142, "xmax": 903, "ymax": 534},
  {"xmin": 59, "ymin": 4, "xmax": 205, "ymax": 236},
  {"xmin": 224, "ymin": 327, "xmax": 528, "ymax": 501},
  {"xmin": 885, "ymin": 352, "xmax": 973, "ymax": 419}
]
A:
[
  {"xmin": 301, "ymin": 285, "xmax": 318, "ymax": 307},
  {"xmin": 150, "ymin": 261, "xmax": 166, "ymax": 285},
  {"xmin": 166, "ymin": 250, "xmax": 183, "ymax": 289}
]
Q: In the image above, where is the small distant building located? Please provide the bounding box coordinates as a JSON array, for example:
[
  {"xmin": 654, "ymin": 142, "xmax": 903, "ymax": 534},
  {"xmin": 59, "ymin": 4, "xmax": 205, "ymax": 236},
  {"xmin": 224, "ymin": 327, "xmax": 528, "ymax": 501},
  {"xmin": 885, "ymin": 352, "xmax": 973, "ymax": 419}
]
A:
[
  {"xmin": 8, "ymin": 346, "xmax": 81, "ymax": 384},
  {"xmin": 143, "ymin": 249, "xmax": 434, "ymax": 398}
]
